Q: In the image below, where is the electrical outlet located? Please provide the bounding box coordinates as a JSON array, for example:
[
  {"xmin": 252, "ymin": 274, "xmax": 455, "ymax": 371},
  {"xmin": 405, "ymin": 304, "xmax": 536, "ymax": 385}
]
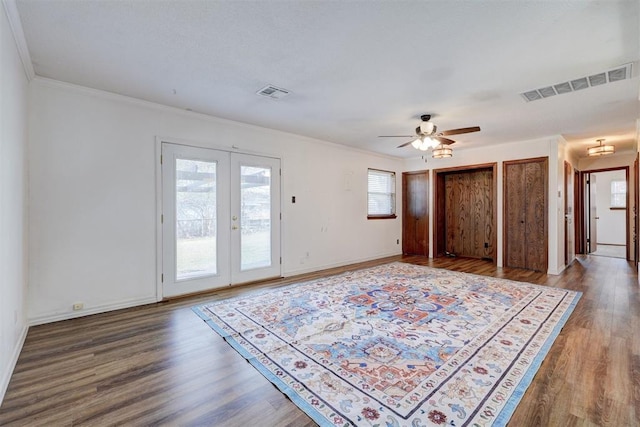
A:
[
  {"xmin": 73, "ymin": 303, "xmax": 84, "ymax": 311},
  {"xmin": 397, "ymin": 239, "xmax": 400, "ymax": 244}
]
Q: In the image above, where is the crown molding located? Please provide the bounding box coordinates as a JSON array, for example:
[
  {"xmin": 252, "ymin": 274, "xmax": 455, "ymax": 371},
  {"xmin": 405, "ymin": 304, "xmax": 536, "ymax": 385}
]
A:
[
  {"xmin": 33, "ymin": 77, "xmax": 403, "ymax": 162},
  {"xmin": 2, "ymin": 0, "xmax": 35, "ymax": 81}
]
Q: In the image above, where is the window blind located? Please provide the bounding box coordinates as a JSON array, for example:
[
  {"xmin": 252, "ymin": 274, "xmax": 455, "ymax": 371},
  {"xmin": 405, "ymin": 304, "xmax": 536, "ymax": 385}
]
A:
[
  {"xmin": 367, "ymin": 169, "xmax": 396, "ymax": 216},
  {"xmin": 611, "ymin": 180, "xmax": 626, "ymax": 207}
]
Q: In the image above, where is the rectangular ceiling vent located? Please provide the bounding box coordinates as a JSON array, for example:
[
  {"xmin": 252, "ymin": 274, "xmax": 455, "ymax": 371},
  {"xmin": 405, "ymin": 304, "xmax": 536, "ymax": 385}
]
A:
[
  {"xmin": 520, "ymin": 63, "xmax": 632, "ymax": 102},
  {"xmin": 256, "ymin": 85, "xmax": 290, "ymax": 100}
]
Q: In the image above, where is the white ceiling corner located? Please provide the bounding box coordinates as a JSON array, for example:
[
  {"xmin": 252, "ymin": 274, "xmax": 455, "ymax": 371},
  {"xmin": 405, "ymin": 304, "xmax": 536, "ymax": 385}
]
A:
[{"xmin": 2, "ymin": 0, "xmax": 34, "ymax": 80}]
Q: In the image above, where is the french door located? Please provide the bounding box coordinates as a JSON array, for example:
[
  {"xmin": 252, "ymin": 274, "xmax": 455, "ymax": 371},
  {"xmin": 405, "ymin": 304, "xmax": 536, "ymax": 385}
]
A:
[{"xmin": 162, "ymin": 143, "xmax": 281, "ymax": 297}]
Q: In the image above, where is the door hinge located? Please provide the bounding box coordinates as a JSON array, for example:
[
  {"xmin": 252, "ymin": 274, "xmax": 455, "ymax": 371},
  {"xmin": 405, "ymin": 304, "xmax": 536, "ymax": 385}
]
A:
[
  {"xmin": 160, "ymin": 154, "xmax": 163, "ymax": 165},
  {"xmin": 280, "ymin": 257, "xmax": 282, "ymax": 264},
  {"xmin": 280, "ymin": 212, "xmax": 282, "ymax": 220},
  {"xmin": 161, "ymin": 273, "xmax": 164, "ymax": 282},
  {"xmin": 279, "ymin": 168, "xmax": 282, "ymax": 176},
  {"xmin": 161, "ymin": 214, "xmax": 164, "ymax": 224}
]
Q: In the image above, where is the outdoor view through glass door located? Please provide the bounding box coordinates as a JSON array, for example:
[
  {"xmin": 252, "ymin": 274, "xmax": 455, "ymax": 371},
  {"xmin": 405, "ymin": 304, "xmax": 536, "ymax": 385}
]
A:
[
  {"xmin": 231, "ymin": 153, "xmax": 281, "ymax": 284},
  {"xmin": 162, "ymin": 143, "xmax": 281, "ymax": 297}
]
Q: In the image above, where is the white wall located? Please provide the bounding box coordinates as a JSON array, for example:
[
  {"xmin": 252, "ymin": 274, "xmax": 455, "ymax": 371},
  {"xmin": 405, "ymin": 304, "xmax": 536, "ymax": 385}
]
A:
[
  {"xmin": 593, "ymin": 170, "xmax": 626, "ymax": 245},
  {"xmin": 0, "ymin": 4, "xmax": 29, "ymax": 404},
  {"xmin": 403, "ymin": 136, "xmax": 564, "ymax": 273},
  {"xmin": 27, "ymin": 78, "xmax": 403, "ymax": 324}
]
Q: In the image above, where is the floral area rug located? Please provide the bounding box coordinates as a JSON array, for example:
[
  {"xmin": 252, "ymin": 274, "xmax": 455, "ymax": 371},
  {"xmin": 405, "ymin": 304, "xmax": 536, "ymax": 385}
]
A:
[{"xmin": 193, "ymin": 262, "xmax": 581, "ymax": 426}]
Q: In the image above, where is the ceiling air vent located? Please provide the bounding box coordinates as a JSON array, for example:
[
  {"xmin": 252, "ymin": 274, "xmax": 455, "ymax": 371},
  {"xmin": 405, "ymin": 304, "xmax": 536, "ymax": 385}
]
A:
[
  {"xmin": 608, "ymin": 67, "xmax": 628, "ymax": 82},
  {"xmin": 570, "ymin": 77, "xmax": 589, "ymax": 91},
  {"xmin": 523, "ymin": 90, "xmax": 542, "ymax": 102},
  {"xmin": 538, "ymin": 86, "xmax": 557, "ymax": 98},
  {"xmin": 256, "ymin": 85, "xmax": 290, "ymax": 100},
  {"xmin": 553, "ymin": 82, "xmax": 572, "ymax": 94},
  {"xmin": 520, "ymin": 63, "xmax": 632, "ymax": 102},
  {"xmin": 588, "ymin": 73, "xmax": 606, "ymax": 86}
]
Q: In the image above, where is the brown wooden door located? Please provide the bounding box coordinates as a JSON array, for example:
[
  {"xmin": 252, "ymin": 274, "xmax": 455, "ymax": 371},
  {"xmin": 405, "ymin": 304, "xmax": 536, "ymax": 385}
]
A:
[
  {"xmin": 504, "ymin": 162, "xmax": 526, "ymax": 268},
  {"xmin": 635, "ymin": 154, "xmax": 639, "ymax": 264},
  {"xmin": 444, "ymin": 169, "xmax": 494, "ymax": 259},
  {"xmin": 575, "ymin": 169, "xmax": 583, "ymax": 255},
  {"xmin": 587, "ymin": 174, "xmax": 598, "ymax": 253},
  {"xmin": 504, "ymin": 158, "xmax": 548, "ymax": 272},
  {"xmin": 402, "ymin": 171, "xmax": 429, "ymax": 256},
  {"xmin": 524, "ymin": 160, "xmax": 548, "ymax": 271}
]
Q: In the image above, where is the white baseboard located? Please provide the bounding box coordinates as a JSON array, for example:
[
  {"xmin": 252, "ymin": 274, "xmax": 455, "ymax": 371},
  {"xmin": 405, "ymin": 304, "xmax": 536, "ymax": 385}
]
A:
[
  {"xmin": 548, "ymin": 264, "xmax": 566, "ymax": 275},
  {"xmin": 0, "ymin": 324, "xmax": 28, "ymax": 406},
  {"xmin": 284, "ymin": 251, "xmax": 402, "ymax": 277},
  {"xmin": 28, "ymin": 296, "xmax": 158, "ymax": 326}
]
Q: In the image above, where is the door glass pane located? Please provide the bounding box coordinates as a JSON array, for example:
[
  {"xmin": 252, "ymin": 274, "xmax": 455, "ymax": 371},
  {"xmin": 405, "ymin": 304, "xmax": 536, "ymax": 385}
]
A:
[
  {"xmin": 176, "ymin": 159, "xmax": 217, "ymax": 280},
  {"xmin": 240, "ymin": 165, "xmax": 271, "ymax": 270}
]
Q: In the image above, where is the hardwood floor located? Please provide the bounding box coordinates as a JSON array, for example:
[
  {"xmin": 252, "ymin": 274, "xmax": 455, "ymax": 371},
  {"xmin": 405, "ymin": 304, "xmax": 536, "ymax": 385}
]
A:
[{"xmin": 1, "ymin": 255, "xmax": 638, "ymax": 426}]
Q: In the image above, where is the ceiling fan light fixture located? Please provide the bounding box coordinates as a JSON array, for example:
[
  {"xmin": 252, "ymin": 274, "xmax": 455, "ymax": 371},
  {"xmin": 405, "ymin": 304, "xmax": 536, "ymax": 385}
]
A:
[
  {"xmin": 387, "ymin": 114, "xmax": 480, "ymax": 152},
  {"xmin": 587, "ymin": 139, "xmax": 614, "ymax": 156},
  {"xmin": 419, "ymin": 122, "xmax": 436, "ymax": 135},
  {"xmin": 432, "ymin": 145, "xmax": 453, "ymax": 159}
]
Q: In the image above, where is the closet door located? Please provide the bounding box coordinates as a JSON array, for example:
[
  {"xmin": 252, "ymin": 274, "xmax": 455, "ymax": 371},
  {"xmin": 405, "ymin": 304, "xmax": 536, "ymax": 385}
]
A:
[
  {"xmin": 444, "ymin": 169, "xmax": 494, "ymax": 259},
  {"xmin": 524, "ymin": 160, "xmax": 548, "ymax": 271},
  {"xmin": 402, "ymin": 171, "xmax": 429, "ymax": 256},
  {"xmin": 504, "ymin": 158, "xmax": 548, "ymax": 272},
  {"xmin": 504, "ymin": 162, "xmax": 527, "ymax": 269}
]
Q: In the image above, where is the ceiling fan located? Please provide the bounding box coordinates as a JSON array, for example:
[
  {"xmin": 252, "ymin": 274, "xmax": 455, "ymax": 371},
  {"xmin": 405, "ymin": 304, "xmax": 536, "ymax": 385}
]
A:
[{"xmin": 379, "ymin": 114, "xmax": 480, "ymax": 155}]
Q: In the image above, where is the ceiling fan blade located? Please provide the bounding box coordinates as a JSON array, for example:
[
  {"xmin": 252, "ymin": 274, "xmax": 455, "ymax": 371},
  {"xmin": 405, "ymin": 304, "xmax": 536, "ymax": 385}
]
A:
[
  {"xmin": 379, "ymin": 135, "xmax": 414, "ymax": 138},
  {"xmin": 397, "ymin": 140, "xmax": 416, "ymax": 148},
  {"xmin": 439, "ymin": 126, "xmax": 481, "ymax": 136},
  {"xmin": 433, "ymin": 136, "xmax": 456, "ymax": 145}
]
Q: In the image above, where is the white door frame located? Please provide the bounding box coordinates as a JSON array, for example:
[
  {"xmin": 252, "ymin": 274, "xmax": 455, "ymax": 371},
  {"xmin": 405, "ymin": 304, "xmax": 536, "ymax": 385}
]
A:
[{"xmin": 155, "ymin": 137, "xmax": 283, "ymax": 300}]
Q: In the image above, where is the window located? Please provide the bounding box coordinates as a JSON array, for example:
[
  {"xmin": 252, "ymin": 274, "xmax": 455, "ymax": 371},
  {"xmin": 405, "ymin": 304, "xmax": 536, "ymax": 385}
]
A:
[
  {"xmin": 367, "ymin": 169, "xmax": 396, "ymax": 219},
  {"xmin": 610, "ymin": 180, "xmax": 626, "ymax": 208}
]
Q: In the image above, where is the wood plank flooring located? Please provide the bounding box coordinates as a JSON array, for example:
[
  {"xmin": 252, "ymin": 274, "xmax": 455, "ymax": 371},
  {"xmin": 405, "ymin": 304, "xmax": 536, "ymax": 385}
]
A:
[{"xmin": 1, "ymin": 255, "xmax": 638, "ymax": 426}]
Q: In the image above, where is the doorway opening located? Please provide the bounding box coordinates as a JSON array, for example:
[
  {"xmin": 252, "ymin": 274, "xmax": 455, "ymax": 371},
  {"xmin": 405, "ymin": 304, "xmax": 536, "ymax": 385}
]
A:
[
  {"xmin": 434, "ymin": 163, "xmax": 497, "ymax": 262},
  {"xmin": 579, "ymin": 167, "xmax": 629, "ymax": 260}
]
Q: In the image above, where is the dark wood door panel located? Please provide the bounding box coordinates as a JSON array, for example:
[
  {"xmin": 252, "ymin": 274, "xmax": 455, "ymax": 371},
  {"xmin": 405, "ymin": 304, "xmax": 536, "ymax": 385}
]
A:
[
  {"xmin": 504, "ymin": 158, "xmax": 548, "ymax": 272},
  {"xmin": 504, "ymin": 162, "xmax": 525, "ymax": 268},
  {"xmin": 402, "ymin": 171, "xmax": 429, "ymax": 256},
  {"xmin": 444, "ymin": 169, "xmax": 494, "ymax": 259},
  {"xmin": 524, "ymin": 161, "xmax": 548, "ymax": 271}
]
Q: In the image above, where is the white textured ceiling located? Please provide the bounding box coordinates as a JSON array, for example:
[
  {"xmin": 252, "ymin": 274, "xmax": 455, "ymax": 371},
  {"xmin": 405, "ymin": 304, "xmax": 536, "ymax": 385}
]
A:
[{"xmin": 15, "ymin": 0, "xmax": 640, "ymax": 158}]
